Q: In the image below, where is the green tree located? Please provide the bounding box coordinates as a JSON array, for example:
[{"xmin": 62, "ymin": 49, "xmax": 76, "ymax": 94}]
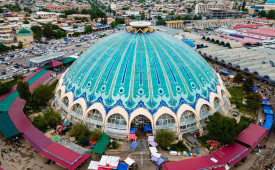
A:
[
  {"xmin": 258, "ymin": 10, "xmax": 266, "ymax": 17},
  {"xmin": 69, "ymin": 122, "xmax": 90, "ymax": 137},
  {"xmin": 156, "ymin": 19, "xmax": 165, "ymax": 25},
  {"xmin": 0, "ymin": 80, "xmax": 17, "ymax": 95},
  {"xmin": 89, "ymin": 128, "xmax": 102, "ymax": 141},
  {"xmin": 141, "ymin": 12, "xmax": 145, "ymax": 20},
  {"xmin": 18, "ymin": 41, "xmax": 23, "ymax": 49},
  {"xmin": 267, "ymin": 10, "xmax": 275, "ymax": 19},
  {"xmin": 156, "ymin": 128, "xmax": 175, "ymax": 149},
  {"xmin": 206, "ymin": 112, "xmax": 240, "ymax": 144},
  {"xmin": 54, "ymin": 29, "xmax": 67, "ymax": 39},
  {"xmin": 39, "ymin": 8, "xmax": 51, "ymax": 12},
  {"xmin": 0, "ymin": 20, "xmax": 4, "ymax": 23},
  {"xmin": 42, "ymin": 24, "xmax": 54, "ymax": 38},
  {"xmin": 23, "ymin": 19, "xmax": 29, "ymax": 24},
  {"xmin": 130, "ymin": 15, "xmax": 137, "ymax": 20},
  {"xmin": 12, "ymin": 74, "xmax": 24, "ymax": 81},
  {"xmin": 32, "ymin": 115, "xmax": 48, "ymax": 132},
  {"xmin": 44, "ymin": 108, "xmax": 62, "ymax": 129},
  {"xmin": 243, "ymin": 74, "xmax": 254, "ymax": 94},
  {"xmin": 233, "ymin": 72, "xmax": 245, "ymax": 84},
  {"xmin": 0, "ymin": 44, "xmax": 10, "ymax": 53},
  {"xmin": 84, "ymin": 25, "xmax": 93, "ymax": 33},
  {"xmin": 31, "ymin": 25, "xmax": 42, "ymax": 40},
  {"xmin": 242, "ymin": 0, "xmax": 246, "ymax": 11},
  {"xmin": 16, "ymin": 80, "xmax": 31, "ymax": 106},
  {"xmin": 31, "ymin": 84, "xmax": 52, "ymax": 108},
  {"xmin": 78, "ymin": 135, "xmax": 87, "ymax": 145},
  {"xmin": 110, "ymin": 21, "xmax": 117, "ymax": 28},
  {"xmin": 246, "ymin": 92, "xmax": 262, "ymax": 113}
]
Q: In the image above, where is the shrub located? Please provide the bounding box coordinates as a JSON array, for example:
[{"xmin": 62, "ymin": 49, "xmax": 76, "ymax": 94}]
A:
[
  {"xmin": 78, "ymin": 135, "xmax": 87, "ymax": 145},
  {"xmin": 170, "ymin": 140, "xmax": 189, "ymax": 152},
  {"xmin": 89, "ymin": 129, "xmax": 102, "ymax": 141},
  {"xmin": 69, "ymin": 122, "xmax": 90, "ymax": 137},
  {"xmin": 156, "ymin": 128, "xmax": 175, "ymax": 149}
]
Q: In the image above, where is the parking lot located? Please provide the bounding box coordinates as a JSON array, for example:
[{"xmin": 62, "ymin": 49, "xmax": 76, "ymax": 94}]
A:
[{"xmin": 0, "ymin": 29, "xmax": 121, "ymax": 81}]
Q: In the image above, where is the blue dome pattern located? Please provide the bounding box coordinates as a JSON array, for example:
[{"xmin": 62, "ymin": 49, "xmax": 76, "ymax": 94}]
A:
[
  {"xmin": 62, "ymin": 31, "xmax": 220, "ymax": 114},
  {"xmin": 266, "ymin": 0, "xmax": 275, "ymax": 4}
]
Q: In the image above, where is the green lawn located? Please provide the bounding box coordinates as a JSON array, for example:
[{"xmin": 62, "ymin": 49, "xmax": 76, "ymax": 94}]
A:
[{"xmin": 227, "ymin": 86, "xmax": 256, "ymax": 116}]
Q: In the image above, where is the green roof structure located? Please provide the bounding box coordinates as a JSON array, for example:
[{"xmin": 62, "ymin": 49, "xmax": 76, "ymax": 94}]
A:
[
  {"xmin": 60, "ymin": 57, "xmax": 76, "ymax": 64},
  {"xmin": 17, "ymin": 28, "xmax": 33, "ymax": 36},
  {"xmin": 50, "ymin": 135, "xmax": 62, "ymax": 142},
  {"xmin": 91, "ymin": 132, "xmax": 110, "ymax": 154},
  {"xmin": 0, "ymin": 112, "xmax": 20, "ymax": 138}
]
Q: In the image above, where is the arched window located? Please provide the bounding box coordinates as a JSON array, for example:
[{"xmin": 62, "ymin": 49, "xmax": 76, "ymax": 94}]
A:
[
  {"xmin": 86, "ymin": 109, "xmax": 103, "ymax": 129},
  {"xmin": 156, "ymin": 114, "xmax": 176, "ymax": 131},
  {"xmin": 63, "ymin": 97, "xmax": 69, "ymax": 107},
  {"xmin": 56, "ymin": 90, "xmax": 61, "ymax": 100},
  {"xmin": 214, "ymin": 97, "xmax": 221, "ymax": 110},
  {"xmin": 200, "ymin": 104, "xmax": 211, "ymax": 127},
  {"xmin": 106, "ymin": 114, "xmax": 127, "ymax": 134},
  {"xmin": 221, "ymin": 90, "xmax": 227, "ymax": 102},
  {"xmin": 180, "ymin": 111, "xmax": 198, "ymax": 133},
  {"xmin": 60, "ymin": 97, "xmax": 69, "ymax": 113},
  {"xmin": 70, "ymin": 104, "xmax": 83, "ymax": 122}
]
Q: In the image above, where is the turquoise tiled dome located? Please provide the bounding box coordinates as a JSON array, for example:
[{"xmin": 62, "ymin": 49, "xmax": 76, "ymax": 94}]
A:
[
  {"xmin": 266, "ymin": 0, "xmax": 275, "ymax": 4},
  {"xmin": 62, "ymin": 31, "xmax": 220, "ymax": 114}
]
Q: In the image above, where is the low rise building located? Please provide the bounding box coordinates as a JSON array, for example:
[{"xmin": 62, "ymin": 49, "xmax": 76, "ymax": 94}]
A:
[
  {"xmin": 36, "ymin": 12, "xmax": 60, "ymax": 19},
  {"xmin": 17, "ymin": 28, "xmax": 33, "ymax": 44},
  {"xmin": 193, "ymin": 18, "xmax": 248, "ymax": 30},
  {"xmin": 45, "ymin": 4, "xmax": 90, "ymax": 12},
  {"xmin": 195, "ymin": 3, "xmax": 227, "ymax": 14},
  {"xmin": 208, "ymin": 8, "xmax": 242, "ymax": 19}
]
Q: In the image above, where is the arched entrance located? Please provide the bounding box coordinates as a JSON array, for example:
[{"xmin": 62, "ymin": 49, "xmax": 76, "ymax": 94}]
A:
[{"xmin": 130, "ymin": 115, "xmax": 152, "ymax": 138}]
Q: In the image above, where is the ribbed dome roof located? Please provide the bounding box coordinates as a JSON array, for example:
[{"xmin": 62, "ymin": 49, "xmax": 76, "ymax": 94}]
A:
[
  {"xmin": 62, "ymin": 31, "xmax": 220, "ymax": 114},
  {"xmin": 17, "ymin": 28, "xmax": 32, "ymax": 36},
  {"xmin": 266, "ymin": 0, "xmax": 275, "ymax": 4}
]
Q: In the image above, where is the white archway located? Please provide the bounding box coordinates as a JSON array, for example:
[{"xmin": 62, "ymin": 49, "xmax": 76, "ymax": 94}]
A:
[
  {"xmin": 195, "ymin": 98, "xmax": 214, "ymax": 118},
  {"xmin": 67, "ymin": 98, "xmax": 87, "ymax": 121},
  {"xmin": 154, "ymin": 106, "xmax": 178, "ymax": 133},
  {"xmin": 105, "ymin": 106, "xmax": 129, "ymax": 133},
  {"xmin": 84, "ymin": 102, "xmax": 107, "ymax": 123},
  {"xmin": 129, "ymin": 108, "xmax": 154, "ymax": 131},
  {"xmin": 176, "ymin": 104, "xmax": 199, "ymax": 121}
]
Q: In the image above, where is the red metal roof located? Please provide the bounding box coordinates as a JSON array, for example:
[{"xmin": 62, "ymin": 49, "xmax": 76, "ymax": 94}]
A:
[
  {"xmin": 48, "ymin": 61, "xmax": 63, "ymax": 67},
  {"xmin": 212, "ymin": 142, "xmax": 250, "ymax": 166},
  {"xmin": 232, "ymin": 24, "xmax": 263, "ymax": 29},
  {"xmin": 39, "ymin": 143, "xmax": 90, "ymax": 170},
  {"xmin": 162, "ymin": 154, "xmax": 224, "ymax": 170},
  {"xmin": 236, "ymin": 124, "xmax": 268, "ymax": 149}
]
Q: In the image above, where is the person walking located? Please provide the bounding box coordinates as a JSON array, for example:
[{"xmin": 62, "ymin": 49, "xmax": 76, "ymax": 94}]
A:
[{"xmin": 1, "ymin": 153, "xmax": 3, "ymax": 158}]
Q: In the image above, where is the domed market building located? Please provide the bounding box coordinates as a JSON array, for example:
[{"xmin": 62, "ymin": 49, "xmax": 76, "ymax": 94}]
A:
[{"xmin": 53, "ymin": 22, "xmax": 231, "ymax": 139}]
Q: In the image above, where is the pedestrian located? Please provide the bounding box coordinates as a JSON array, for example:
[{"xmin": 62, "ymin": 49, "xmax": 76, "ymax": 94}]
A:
[
  {"xmin": 263, "ymin": 145, "xmax": 266, "ymax": 149},
  {"xmin": 257, "ymin": 144, "xmax": 260, "ymax": 148},
  {"xmin": 18, "ymin": 148, "xmax": 21, "ymax": 152},
  {"xmin": 1, "ymin": 153, "xmax": 3, "ymax": 158},
  {"xmin": 15, "ymin": 142, "xmax": 18, "ymax": 147}
]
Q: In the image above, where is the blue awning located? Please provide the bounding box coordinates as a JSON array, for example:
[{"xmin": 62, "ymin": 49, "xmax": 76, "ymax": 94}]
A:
[
  {"xmin": 252, "ymin": 86, "xmax": 259, "ymax": 91},
  {"xmin": 263, "ymin": 106, "xmax": 273, "ymax": 115},
  {"xmin": 262, "ymin": 99, "xmax": 271, "ymax": 106},
  {"xmin": 181, "ymin": 38, "xmax": 195, "ymax": 47},
  {"xmin": 130, "ymin": 128, "xmax": 136, "ymax": 134},
  {"xmin": 144, "ymin": 124, "xmax": 152, "ymax": 132},
  {"xmin": 130, "ymin": 141, "xmax": 139, "ymax": 149},
  {"xmin": 117, "ymin": 163, "xmax": 128, "ymax": 170},
  {"xmin": 263, "ymin": 115, "xmax": 273, "ymax": 130},
  {"xmin": 219, "ymin": 69, "xmax": 233, "ymax": 75}
]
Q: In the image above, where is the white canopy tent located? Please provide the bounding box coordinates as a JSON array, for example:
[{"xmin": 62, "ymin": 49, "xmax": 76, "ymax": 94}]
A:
[{"xmin": 88, "ymin": 161, "xmax": 99, "ymax": 170}]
